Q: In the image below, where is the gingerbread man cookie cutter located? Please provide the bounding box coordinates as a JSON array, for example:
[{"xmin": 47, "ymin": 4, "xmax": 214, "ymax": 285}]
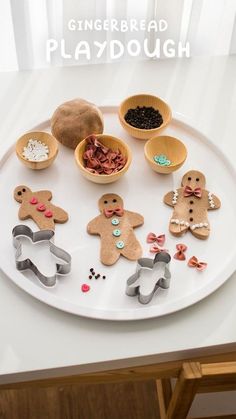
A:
[
  {"xmin": 126, "ymin": 252, "xmax": 171, "ymax": 304},
  {"xmin": 12, "ymin": 225, "xmax": 71, "ymax": 287}
]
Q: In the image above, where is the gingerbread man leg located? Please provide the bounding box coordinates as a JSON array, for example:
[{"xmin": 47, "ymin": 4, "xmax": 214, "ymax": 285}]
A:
[
  {"xmin": 191, "ymin": 226, "xmax": 210, "ymax": 240},
  {"xmin": 33, "ymin": 213, "xmax": 55, "ymax": 230},
  {"xmin": 121, "ymin": 239, "xmax": 142, "ymax": 261},
  {"xmin": 100, "ymin": 244, "xmax": 120, "ymax": 266},
  {"xmin": 169, "ymin": 223, "xmax": 188, "ymax": 237}
]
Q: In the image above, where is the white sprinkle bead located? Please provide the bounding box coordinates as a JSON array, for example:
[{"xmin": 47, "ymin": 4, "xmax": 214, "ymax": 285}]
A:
[
  {"xmin": 172, "ymin": 189, "xmax": 179, "ymax": 205},
  {"xmin": 208, "ymin": 192, "xmax": 216, "ymax": 209},
  {"xmin": 22, "ymin": 139, "xmax": 49, "ymax": 162}
]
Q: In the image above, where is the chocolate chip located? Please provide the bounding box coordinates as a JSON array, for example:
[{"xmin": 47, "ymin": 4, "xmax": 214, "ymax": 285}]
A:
[
  {"xmin": 89, "ymin": 275, "xmax": 92, "ymax": 279},
  {"xmin": 102, "ymin": 276, "xmax": 106, "ymax": 280},
  {"xmin": 189, "ymin": 209, "xmax": 193, "ymax": 213},
  {"xmin": 188, "ymin": 177, "xmax": 191, "ymax": 181},
  {"xmin": 90, "ymin": 268, "xmax": 94, "ymax": 273},
  {"xmin": 190, "ymin": 200, "xmax": 194, "ymax": 204},
  {"xmin": 124, "ymin": 106, "xmax": 163, "ymax": 130},
  {"xmin": 17, "ymin": 191, "xmax": 22, "ymax": 196},
  {"xmin": 190, "ymin": 217, "xmax": 193, "ymax": 222}
]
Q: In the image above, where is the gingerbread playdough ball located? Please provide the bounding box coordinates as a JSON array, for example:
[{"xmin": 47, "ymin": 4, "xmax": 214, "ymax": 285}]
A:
[{"xmin": 51, "ymin": 99, "xmax": 104, "ymax": 149}]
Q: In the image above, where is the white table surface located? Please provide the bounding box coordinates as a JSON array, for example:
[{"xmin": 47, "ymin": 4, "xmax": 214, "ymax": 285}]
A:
[{"xmin": 0, "ymin": 56, "xmax": 236, "ymax": 385}]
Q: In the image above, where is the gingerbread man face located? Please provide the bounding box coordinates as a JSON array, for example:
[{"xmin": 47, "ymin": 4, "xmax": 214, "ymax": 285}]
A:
[
  {"xmin": 14, "ymin": 185, "xmax": 31, "ymax": 203},
  {"xmin": 181, "ymin": 170, "xmax": 206, "ymax": 190},
  {"xmin": 98, "ymin": 193, "xmax": 124, "ymax": 214}
]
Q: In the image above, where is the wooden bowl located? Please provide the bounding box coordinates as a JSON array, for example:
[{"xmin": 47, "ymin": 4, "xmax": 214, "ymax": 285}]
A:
[
  {"xmin": 15, "ymin": 131, "xmax": 58, "ymax": 170},
  {"xmin": 74, "ymin": 134, "xmax": 132, "ymax": 184},
  {"xmin": 144, "ymin": 135, "xmax": 187, "ymax": 174},
  {"xmin": 118, "ymin": 94, "xmax": 172, "ymax": 140}
]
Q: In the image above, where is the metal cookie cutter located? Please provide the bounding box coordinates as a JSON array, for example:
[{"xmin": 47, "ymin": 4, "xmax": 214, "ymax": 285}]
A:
[
  {"xmin": 126, "ymin": 252, "xmax": 171, "ymax": 304},
  {"xmin": 12, "ymin": 225, "xmax": 71, "ymax": 287}
]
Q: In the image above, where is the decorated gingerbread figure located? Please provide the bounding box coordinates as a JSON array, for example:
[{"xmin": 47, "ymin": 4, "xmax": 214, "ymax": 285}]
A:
[
  {"xmin": 14, "ymin": 185, "xmax": 68, "ymax": 230},
  {"xmin": 163, "ymin": 170, "xmax": 221, "ymax": 239},
  {"xmin": 87, "ymin": 193, "xmax": 144, "ymax": 265}
]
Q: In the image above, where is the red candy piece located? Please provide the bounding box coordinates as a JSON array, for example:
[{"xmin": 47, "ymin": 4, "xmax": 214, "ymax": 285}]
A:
[
  {"xmin": 81, "ymin": 284, "xmax": 90, "ymax": 293},
  {"xmin": 45, "ymin": 209, "xmax": 53, "ymax": 218},
  {"xmin": 30, "ymin": 196, "xmax": 38, "ymax": 205},
  {"xmin": 36, "ymin": 203, "xmax": 46, "ymax": 212}
]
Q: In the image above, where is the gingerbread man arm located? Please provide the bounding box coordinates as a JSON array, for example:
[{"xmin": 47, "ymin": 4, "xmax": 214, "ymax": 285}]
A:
[
  {"xmin": 87, "ymin": 215, "xmax": 103, "ymax": 235},
  {"xmin": 36, "ymin": 190, "xmax": 52, "ymax": 201},
  {"xmin": 53, "ymin": 207, "xmax": 68, "ymax": 223},
  {"xmin": 18, "ymin": 203, "xmax": 29, "ymax": 220},
  {"xmin": 125, "ymin": 210, "xmax": 144, "ymax": 228},
  {"xmin": 207, "ymin": 192, "xmax": 221, "ymax": 210},
  {"xmin": 163, "ymin": 191, "xmax": 174, "ymax": 207}
]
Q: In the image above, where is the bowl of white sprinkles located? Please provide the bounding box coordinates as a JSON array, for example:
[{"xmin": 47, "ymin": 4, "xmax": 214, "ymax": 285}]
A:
[{"xmin": 15, "ymin": 131, "xmax": 58, "ymax": 170}]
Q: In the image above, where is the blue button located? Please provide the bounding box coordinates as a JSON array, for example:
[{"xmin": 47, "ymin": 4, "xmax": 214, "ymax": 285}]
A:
[
  {"xmin": 113, "ymin": 229, "xmax": 121, "ymax": 237},
  {"xmin": 111, "ymin": 218, "xmax": 119, "ymax": 226},
  {"xmin": 116, "ymin": 240, "xmax": 125, "ymax": 249}
]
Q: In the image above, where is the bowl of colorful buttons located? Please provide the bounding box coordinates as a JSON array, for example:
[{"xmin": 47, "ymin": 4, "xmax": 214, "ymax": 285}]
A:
[
  {"xmin": 118, "ymin": 94, "xmax": 172, "ymax": 140},
  {"xmin": 15, "ymin": 131, "xmax": 59, "ymax": 170},
  {"xmin": 144, "ymin": 135, "xmax": 187, "ymax": 174},
  {"xmin": 74, "ymin": 133, "xmax": 132, "ymax": 184}
]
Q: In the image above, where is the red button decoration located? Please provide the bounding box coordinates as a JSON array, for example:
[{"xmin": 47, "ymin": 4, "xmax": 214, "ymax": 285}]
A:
[
  {"xmin": 30, "ymin": 196, "xmax": 38, "ymax": 205},
  {"xmin": 81, "ymin": 284, "xmax": 90, "ymax": 293},
  {"xmin": 36, "ymin": 203, "xmax": 46, "ymax": 212},
  {"xmin": 45, "ymin": 209, "xmax": 53, "ymax": 218}
]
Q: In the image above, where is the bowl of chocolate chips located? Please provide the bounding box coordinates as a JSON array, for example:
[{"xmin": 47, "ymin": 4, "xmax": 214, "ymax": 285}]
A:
[{"xmin": 118, "ymin": 94, "xmax": 172, "ymax": 140}]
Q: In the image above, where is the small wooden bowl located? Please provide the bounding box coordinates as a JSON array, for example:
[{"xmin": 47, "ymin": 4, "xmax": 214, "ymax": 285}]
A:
[
  {"xmin": 74, "ymin": 134, "xmax": 132, "ymax": 184},
  {"xmin": 118, "ymin": 94, "xmax": 172, "ymax": 140},
  {"xmin": 144, "ymin": 135, "xmax": 187, "ymax": 174},
  {"xmin": 15, "ymin": 131, "xmax": 58, "ymax": 170}
]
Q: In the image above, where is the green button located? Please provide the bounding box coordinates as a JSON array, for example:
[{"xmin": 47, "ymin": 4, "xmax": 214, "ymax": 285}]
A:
[
  {"xmin": 113, "ymin": 229, "xmax": 121, "ymax": 237},
  {"xmin": 116, "ymin": 240, "xmax": 125, "ymax": 249},
  {"xmin": 111, "ymin": 218, "xmax": 119, "ymax": 226}
]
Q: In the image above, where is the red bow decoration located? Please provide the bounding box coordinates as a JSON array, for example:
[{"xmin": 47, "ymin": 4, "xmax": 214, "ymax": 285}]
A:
[
  {"xmin": 174, "ymin": 244, "xmax": 187, "ymax": 261},
  {"xmin": 146, "ymin": 233, "xmax": 165, "ymax": 247},
  {"xmin": 188, "ymin": 256, "xmax": 207, "ymax": 271},
  {"xmin": 104, "ymin": 207, "xmax": 124, "ymax": 218},
  {"xmin": 184, "ymin": 186, "xmax": 202, "ymax": 198},
  {"xmin": 150, "ymin": 243, "xmax": 169, "ymax": 254}
]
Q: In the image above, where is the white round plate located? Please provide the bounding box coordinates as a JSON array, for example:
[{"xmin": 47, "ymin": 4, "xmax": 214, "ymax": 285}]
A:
[{"xmin": 0, "ymin": 107, "xmax": 235, "ymax": 321}]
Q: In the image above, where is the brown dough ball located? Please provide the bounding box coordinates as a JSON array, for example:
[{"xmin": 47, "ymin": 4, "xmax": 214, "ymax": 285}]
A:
[{"xmin": 51, "ymin": 99, "xmax": 104, "ymax": 149}]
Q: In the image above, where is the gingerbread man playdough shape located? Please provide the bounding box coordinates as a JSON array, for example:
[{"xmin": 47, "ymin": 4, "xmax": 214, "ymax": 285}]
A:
[
  {"xmin": 87, "ymin": 193, "xmax": 144, "ymax": 265},
  {"xmin": 163, "ymin": 170, "xmax": 221, "ymax": 239},
  {"xmin": 14, "ymin": 185, "xmax": 68, "ymax": 230}
]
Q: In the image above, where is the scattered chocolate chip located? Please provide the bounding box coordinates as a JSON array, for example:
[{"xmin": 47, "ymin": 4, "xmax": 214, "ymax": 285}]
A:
[
  {"xmin": 124, "ymin": 106, "xmax": 163, "ymax": 130},
  {"xmin": 90, "ymin": 268, "xmax": 94, "ymax": 273},
  {"xmin": 89, "ymin": 275, "xmax": 92, "ymax": 279},
  {"xmin": 102, "ymin": 276, "xmax": 106, "ymax": 280}
]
